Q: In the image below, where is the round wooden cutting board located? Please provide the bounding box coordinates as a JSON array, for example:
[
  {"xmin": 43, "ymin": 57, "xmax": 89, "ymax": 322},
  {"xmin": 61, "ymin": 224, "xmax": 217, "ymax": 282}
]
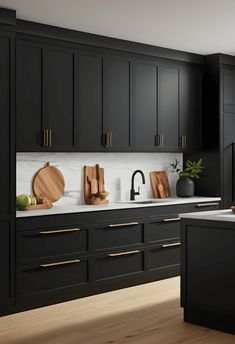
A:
[{"xmin": 33, "ymin": 162, "xmax": 65, "ymax": 203}]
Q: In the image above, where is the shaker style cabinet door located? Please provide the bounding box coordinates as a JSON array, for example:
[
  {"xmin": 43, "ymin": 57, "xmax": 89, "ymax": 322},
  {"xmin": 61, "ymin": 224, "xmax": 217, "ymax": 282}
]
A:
[
  {"xmin": 158, "ymin": 65, "xmax": 179, "ymax": 151},
  {"xmin": 16, "ymin": 40, "xmax": 77, "ymax": 151},
  {"xmin": 132, "ymin": 61, "xmax": 157, "ymax": 150},
  {"xmin": 223, "ymin": 67, "xmax": 235, "ymax": 113},
  {"xmin": 43, "ymin": 46, "xmax": 77, "ymax": 150},
  {"xmin": 180, "ymin": 67, "xmax": 202, "ymax": 151},
  {"xmin": 103, "ymin": 56, "xmax": 131, "ymax": 151},
  {"xmin": 16, "ymin": 41, "xmax": 43, "ymax": 150},
  {"xmin": 78, "ymin": 52, "xmax": 103, "ymax": 151}
]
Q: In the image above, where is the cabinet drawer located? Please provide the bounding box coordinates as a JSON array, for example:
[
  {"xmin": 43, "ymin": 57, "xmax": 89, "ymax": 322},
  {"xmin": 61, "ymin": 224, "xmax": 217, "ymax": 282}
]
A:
[
  {"xmin": 95, "ymin": 250, "xmax": 144, "ymax": 281},
  {"xmin": 16, "ymin": 258, "xmax": 88, "ymax": 296},
  {"xmin": 94, "ymin": 221, "xmax": 144, "ymax": 250},
  {"xmin": 17, "ymin": 227, "xmax": 88, "ymax": 263},
  {"xmin": 149, "ymin": 217, "xmax": 180, "ymax": 243},
  {"xmin": 149, "ymin": 242, "xmax": 180, "ymax": 271}
]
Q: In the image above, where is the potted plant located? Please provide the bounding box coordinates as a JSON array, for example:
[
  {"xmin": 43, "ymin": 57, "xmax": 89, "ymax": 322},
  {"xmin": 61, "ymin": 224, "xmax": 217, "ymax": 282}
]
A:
[{"xmin": 169, "ymin": 159, "xmax": 204, "ymax": 197}]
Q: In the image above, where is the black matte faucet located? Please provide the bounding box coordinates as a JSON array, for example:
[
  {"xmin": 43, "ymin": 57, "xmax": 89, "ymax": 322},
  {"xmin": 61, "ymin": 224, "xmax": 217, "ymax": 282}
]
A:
[{"xmin": 130, "ymin": 170, "xmax": 146, "ymax": 201}]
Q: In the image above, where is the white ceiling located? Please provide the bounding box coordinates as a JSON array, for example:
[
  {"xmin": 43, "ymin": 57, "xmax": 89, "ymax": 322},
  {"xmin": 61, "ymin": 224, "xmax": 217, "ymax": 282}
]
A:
[{"xmin": 1, "ymin": 0, "xmax": 235, "ymax": 55}]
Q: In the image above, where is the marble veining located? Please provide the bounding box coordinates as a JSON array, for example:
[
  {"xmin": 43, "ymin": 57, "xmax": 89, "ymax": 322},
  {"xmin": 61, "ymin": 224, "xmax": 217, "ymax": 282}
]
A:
[{"xmin": 17, "ymin": 152, "xmax": 183, "ymax": 206}]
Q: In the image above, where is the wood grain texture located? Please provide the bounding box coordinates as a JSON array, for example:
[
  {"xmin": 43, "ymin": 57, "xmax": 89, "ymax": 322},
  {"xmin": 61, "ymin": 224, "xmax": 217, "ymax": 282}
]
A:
[
  {"xmin": 84, "ymin": 165, "xmax": 108, "ymax": 205},
  {"xmin": 150, "ymin": 171, "xmax": 171, "ymax": 198},
  {"xmin": 0, "ymin": 277, "xmax": 233, "ymax": 344},
  {"xmin": 33, "ymin": 162, "xmax": 65, "ymax": 203}
]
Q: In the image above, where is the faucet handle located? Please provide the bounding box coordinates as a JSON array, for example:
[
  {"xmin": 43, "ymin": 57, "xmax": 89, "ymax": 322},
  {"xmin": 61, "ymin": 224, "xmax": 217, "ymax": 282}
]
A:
[{"xmin": 136, "ymin": 186, "xmax": 140, "ymax": 196}]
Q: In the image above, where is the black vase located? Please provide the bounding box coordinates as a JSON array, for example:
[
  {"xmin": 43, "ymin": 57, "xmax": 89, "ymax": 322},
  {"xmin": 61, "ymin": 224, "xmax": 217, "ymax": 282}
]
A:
[{"xmin": 176, "ymin": 177, "xmax": 194, "ymax": 197}]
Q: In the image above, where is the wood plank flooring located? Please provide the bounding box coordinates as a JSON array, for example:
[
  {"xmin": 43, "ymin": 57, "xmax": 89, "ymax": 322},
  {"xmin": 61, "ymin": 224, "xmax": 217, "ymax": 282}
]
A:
[{"xmin": 0, "ymin": 277, "xmax": 234, "ymax": 344}]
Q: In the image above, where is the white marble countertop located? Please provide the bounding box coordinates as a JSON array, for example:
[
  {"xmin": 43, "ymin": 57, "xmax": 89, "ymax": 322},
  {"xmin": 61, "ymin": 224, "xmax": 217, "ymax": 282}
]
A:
[
  {"xmin": 180, "ymin": 209, "xmax": 235, "ymax": 222},
  {"xmin": 16, "ymin": 197, "xmax": 221, "ymax": 218}
]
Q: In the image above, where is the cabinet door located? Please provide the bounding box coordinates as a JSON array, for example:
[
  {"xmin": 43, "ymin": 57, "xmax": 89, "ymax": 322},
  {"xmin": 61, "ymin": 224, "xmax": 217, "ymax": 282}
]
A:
[
  {"xmin": 16, "ymin": 40, "xmax": 43, "ymax": 150},
  {"xmin": 0, "ymin": 222, "xmax": 12, "ymax": 305},
  {"xmin": 223, "ymin": 113, "xmax": 235, "ymax": 208},
  {"xmin": 78, "ymin": 52, "xmax": 103, "ymax": 151},
  {"xmin": 158, "ymin": 66, "xmax": 179, "ymax": 150},
  {"xmin": 186, "ymin": 225, "xmax": 235, "ymax": 310},
  {"xmin": 223, "ymin": 67, "xmax": 235, "ymax": 113},
  {"xmin": 43, "ymin": 46, "xmax": 77, "ymax": 150},
  {"xmin": 103, "ymin": 56, "xmax": 131, "ymax": 150},
  {"xmin": 132, "ymin": 61, "xmax": 157, "ymax": 150},
  {"xmin": 180, "ymin": 67, "xmax": 202, "ymax": 151}
]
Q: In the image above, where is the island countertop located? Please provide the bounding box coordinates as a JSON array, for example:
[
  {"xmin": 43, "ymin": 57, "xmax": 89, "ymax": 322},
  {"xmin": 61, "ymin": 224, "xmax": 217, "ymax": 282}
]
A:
[{"xmin": 180, "ymin": 208, "xmax": 235, "ymax": 222}]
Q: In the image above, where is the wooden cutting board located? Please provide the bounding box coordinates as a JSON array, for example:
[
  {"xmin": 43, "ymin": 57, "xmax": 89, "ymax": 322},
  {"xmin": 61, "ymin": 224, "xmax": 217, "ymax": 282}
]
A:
[
  {"xmin": 84, "ymin": 164, "xmax": 108, "ymax": 205},
  {"xmin": 33, "ymin": 162, "xmax": 65, "ymax": 203},
  {"xmin": 150, "ymin": 171, "xmax": 171, "ymax": 198}
]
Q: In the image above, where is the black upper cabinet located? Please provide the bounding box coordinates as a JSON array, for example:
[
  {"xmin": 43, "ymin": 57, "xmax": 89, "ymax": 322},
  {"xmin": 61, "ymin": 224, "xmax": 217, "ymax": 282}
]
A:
[
  {"xmin": 78, "ymin": 52, "xmax": 103, "ymax": 151},
  {"xmin": 223, "ymin": 67, "xmax": 235, "ymax": 113},
  {"xmin": 16, "ymin": 41, "xmax": 42, "ymax": 150},
  {"xmin": 43, "ymin": 46, "xmax": 77, "ymax": 149},
  {"xmin": 180, "ymin": 67, "xmax": 202, "ymax": 151},
  {"xmin": 158, "ymin": 65, "xmax": 179, "ymax": 151},
  {"xmin": 132, "ymin": 61, "xmax": 157, "ymax": 150},
  {"xmin": 16, "ymin": 40, "xmax": 77, "ymax": 151},
  {"xmin": 103, "ymin": 56, "xmax": 131, "ymax": 151}
]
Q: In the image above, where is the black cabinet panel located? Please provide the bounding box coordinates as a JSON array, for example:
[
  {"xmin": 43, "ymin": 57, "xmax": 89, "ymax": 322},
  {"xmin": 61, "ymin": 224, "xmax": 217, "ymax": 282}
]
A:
[
  {"xmin": 186, "ymin": 225, "xmax": 235, "ymax": 311},
  {"xmin": 223, "ymin": 113, "xmax": 235, "ymax": 208},
  {"xmin": 149, "ymin": 243, "xmax": 180, "ymax": 271},
  {"xmin": 78, "ymin": 52, "xmax": 103, "ymax": 150},
  {"xmin": 17, "ymin": 227, "xmax": 88, "ymax": 263},
  {"xmin": 17, "ymin": 258, "xmax": 88, "ymax": 296},
  {"xmin": 224, "ymin": 68, "xmax": 235, "ymax": 113},
  {"xmin": 149, "ymin": 218, "xmax": 180, "ymax": 243},
  {"xmin": 95, "ymin": 250, "xmax": 144, "ymax": 281},
  {"xmin": 0, "ymin": 36, "xmax": 10, "ymax": 215},
  {"xmin": 158, "ymin": 66, "xmax": 179, "ymax": 150},
  {"xmin": 180, "ymin": 67, "xmax": 201, "ymax": 150},
  {"xmin": 103, "ymin": 57, "xmax": 131, "ymax": 150},
  {"xmin": 0, "ymin": 221, "xmax": 11, "ymax": 303},
  {"xmin": 43, "ymin": 46, "xmax": 76, "ymax": 149},
  {"xmin": 16, "ymin": 41, "xmax": 42, "ymax": 150},
  {"xmin": 133, "ymin": 61, "xmax": 157, "ymax": 150},
  {"xmin": 94, "ymin": 222, "xmax": 144, "ymax": 251}
]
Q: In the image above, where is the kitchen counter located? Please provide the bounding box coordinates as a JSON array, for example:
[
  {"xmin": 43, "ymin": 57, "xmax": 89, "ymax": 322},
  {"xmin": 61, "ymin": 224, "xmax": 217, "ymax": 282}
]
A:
[
  {"xmin": 16, "ymin": 196, "xmax": 221, "ymax": 218},
  {"xmin": 180, "ymin": 208, "xmax": 235, "ymax": 222}
]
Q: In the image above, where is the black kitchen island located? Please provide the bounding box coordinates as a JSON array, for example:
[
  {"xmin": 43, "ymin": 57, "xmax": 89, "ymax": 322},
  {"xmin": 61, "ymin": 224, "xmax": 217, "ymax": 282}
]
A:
[{"xmin": 181, "ymin": 209, "xmax": 235, "ymax": 334}]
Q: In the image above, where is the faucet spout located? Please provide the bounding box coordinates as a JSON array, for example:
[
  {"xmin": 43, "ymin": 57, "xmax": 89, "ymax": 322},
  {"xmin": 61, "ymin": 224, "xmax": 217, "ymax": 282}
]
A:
[{"xmin": 130, "ymin": 170, "xmax": 146, "ymax": 201}]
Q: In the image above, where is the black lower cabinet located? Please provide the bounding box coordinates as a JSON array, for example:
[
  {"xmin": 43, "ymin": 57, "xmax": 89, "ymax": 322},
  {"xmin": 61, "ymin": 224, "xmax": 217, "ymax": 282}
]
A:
[
  {"xmin": 0, "ymin": 221, "xmax": 12, "ymax": 306},
  {"xmin": 1, "ymin": 201, "xmax": 220, "ymax": 316},
  {"xmin": 181, "ymin": 218, "xmax": 235, "ymax": 334}
]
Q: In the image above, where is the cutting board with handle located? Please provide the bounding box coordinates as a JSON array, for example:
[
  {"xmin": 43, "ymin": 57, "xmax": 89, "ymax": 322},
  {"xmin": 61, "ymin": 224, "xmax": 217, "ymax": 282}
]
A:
[
  {"xmin": 150, "ymin": 171, "xmax": 171, "ymax": 198},
  {"xmin": 84, "ymin": 164, "xmax": 108, "ymax": 205},
  {"xmin": 32, "ymin": 162, "xmax": 65, "ymax": 204}
]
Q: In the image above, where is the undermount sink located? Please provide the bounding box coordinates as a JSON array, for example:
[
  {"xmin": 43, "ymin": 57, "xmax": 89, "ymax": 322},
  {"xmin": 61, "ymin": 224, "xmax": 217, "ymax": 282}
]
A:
[{"xmin": 116, "ymin": 199, "xmax": 172, "ymax": 205}]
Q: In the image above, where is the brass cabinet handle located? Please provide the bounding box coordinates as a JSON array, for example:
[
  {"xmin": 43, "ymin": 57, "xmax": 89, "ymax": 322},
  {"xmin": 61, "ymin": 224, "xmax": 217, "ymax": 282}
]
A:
[
  {"xmin": 161, "ymin": 242, "xmax": 181, "ymax": 248},
  {"xmin": 109, "ymin": 131, "xmax": 112, "ymax": 148},
  {"xmin": 105, "ymin": 133, "xmax": 109, "ymax": 148},
  {"xmin": 39, "ymin": 228, "xmax": 81, "ymax": 235},
  {"xmin": 46, "ymin": 129, "xmax": 49, "ymax": 146},
  {"xmin": 163, "ymin": 217, "xmax": 181, "ymax": 222},
  {"xmin": 184, "ymin": 135, "xmax": 187, "ymax": 149},
  {"xmin": 49, "ymin": 129, "xmax": 52, "ymax": 147},
  {"xmin": 108, "ymin": 222, "xmax": 139, "ymax": 228},
  {"xmin": 43, "ymin": 129, "xmax": 46, "ymax": 147},
  {"xmin": 195, "ymin": 202, "xmax": 220, "ymax": 208},
  {"xmin": 40, "ymin": 259, "xmax": 81, "ymax": 268},
  {"xmin": 180, "ymin": 136, "xmax": 184, "ymax": 149},
  {"xmin": 108, "ymin": 250, "xmax": 140, "ymax": 257},
  {"xmin": 161, "ymin": 134, "xmax": 164, "ymax": 147}
]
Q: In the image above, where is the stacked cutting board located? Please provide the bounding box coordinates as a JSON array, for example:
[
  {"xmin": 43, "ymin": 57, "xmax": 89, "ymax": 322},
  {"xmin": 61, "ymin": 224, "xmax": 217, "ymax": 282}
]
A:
[
  {"xmin": 150, "ymin": 171, "xmax": 171, "ymax": 198},
  {"xmin": 84, "ymin": 164, "xmax": 109, "ymax": 205}
]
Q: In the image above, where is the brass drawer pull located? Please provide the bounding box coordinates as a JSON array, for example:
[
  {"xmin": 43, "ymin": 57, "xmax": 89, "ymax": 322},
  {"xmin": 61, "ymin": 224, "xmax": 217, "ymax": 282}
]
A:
[
  {"xmin": 109, "ymin": 131, "xmax": 112, "ymax": 148},
  {"xmin": 105, "ymin": 132, "xmax": 109, "ymax": 148},
  {"xmin": 161, "ymin": 242, "xmax": 181, "ymax": 248},
  {"xmin": 39, "ymin": 228, "xmax": 81, "ymax": 235},
  {"xmin": 43, "ymin": 129, "xmax": 46, "ymax": 147},
  {"xmin": 108, "ymin": 222, "xmax": 139, "ymax": 228},
  {"xmin": 49, "ymin": 129, "xmax": 52, "ymax": 147},
  {"xmin": 195, "ymin": 202, "xmax": 220, "ymax": 208},
  {"xmin": 40, "ymin": 259, "xmax": 80, "ymax": 268},
  {"xmin": 163, "ymin": 217, "xmax": 181, "ymax": 222},
  {"xmin": 108, "ymin": 250, "xmax": 140, "ymax": 257}
]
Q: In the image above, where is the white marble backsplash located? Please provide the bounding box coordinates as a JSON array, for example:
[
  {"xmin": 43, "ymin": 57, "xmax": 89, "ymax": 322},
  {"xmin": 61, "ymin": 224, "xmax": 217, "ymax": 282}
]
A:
[{"xmin": 16, "ymin": 153, "xmax": 182, "ymax": 206}]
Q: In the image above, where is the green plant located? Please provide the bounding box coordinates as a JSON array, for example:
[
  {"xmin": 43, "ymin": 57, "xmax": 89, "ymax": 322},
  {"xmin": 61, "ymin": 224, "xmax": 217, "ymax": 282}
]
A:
[{"xmin": 169, "ymin": 159, "xmax": 204, "ymax": 179}]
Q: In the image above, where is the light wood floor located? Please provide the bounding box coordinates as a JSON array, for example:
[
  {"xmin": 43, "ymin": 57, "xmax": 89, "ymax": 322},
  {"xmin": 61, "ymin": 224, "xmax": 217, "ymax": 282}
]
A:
[{"xmin": 0, "ymin": 277, "xmax": 234, "ymax": 344}]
